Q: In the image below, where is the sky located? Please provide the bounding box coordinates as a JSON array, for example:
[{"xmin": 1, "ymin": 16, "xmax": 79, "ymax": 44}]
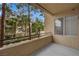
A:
[{"xmin": 0, "ymin": 3, "xmax": 44, "ymax": 22}]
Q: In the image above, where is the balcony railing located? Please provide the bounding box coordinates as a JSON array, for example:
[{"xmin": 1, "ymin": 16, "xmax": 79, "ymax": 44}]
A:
[{"xmin": 3, "ymin": 32, "xmax": 51, "ymax": 45}]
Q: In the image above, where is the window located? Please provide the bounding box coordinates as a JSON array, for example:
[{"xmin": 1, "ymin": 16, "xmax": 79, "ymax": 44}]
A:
[
  {"xmin": 54, "ymin": 17, "xmax": 63, "ymax": 35},
  {"xmin": 65, "ymin": 16, "xmax": 78, "ymax": 35},
  {"xmin": 54, "ymin": 16, "xmax": 78, "ymax": 36}
]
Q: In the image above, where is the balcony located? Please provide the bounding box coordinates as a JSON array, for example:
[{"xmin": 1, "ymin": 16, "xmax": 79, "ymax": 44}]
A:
[{"xmin": 0, "ymin": 3, "xmax": 79, "ymax": 56}]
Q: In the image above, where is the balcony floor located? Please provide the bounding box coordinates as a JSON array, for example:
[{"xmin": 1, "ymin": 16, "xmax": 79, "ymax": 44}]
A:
[{"xmin": 32, "ymin": 43, "xmax": 79, "ymax": 56}]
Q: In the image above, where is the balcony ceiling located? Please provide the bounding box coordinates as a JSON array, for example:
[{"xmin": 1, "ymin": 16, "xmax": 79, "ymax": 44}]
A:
[{"xmin": 39, "ymin": 3, "xmax": 79, "ymax": 14}]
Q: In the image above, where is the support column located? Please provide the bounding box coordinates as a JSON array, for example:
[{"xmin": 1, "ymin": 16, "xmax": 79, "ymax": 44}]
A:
[
  {"xmin": 0, "ymin": 3, "xmax": 6, "ymax": 47},
  {"xmin": 28, "ymin": 4, "xmax": 31, "ymax": 40}
]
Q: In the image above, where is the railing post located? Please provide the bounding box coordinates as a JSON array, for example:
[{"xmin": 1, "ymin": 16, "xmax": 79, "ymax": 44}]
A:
[{"xmin": 0, "ymin": 3, "xmax": 6, "ymax": 47}]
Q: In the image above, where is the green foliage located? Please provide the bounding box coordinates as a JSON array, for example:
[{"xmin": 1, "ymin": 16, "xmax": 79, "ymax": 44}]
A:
[
  {"xmin": 6, "ymin": 18, "xmax": 17, "ymax": 25},
  {"xmin": 5, "ymin": 4, "xmax": 13, "ymax": 17},
  {"xmin": 17, "ymin": 15, "xmax": 28, "ymax": 26},
  {"xmin": 32, "ymin": 18, "xmax": 44, "ymax": 33},
  {"xmin": 5, "ymin": 18, "xmax": 17, "ymax": 33},
  {"xmin": 5, "ymin": 4, "xmax": 44, "ymax": 38}
]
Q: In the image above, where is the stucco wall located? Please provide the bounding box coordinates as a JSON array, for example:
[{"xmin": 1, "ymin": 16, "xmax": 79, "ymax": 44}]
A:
[
  {"xmin": 44, "ymin": 10, "xmax": 79, "ymax": 49},
  {"xmin": 53, "ymin": 35, "xmax": 79, "ymax": 49},
  {"xmin": 44, "ymin": 12, "xmax": 54, "ymax": 35},
  {"xmin": 0, "ymin": 35, "xmax": 53, "ymax": 56}
]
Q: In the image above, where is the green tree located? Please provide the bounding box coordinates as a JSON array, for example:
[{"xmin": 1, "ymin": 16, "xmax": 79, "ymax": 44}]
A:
[
  {"xmin": 16, "ymin": 4, "xmax": 29, "ymax": 36},
  {"xmin": 32, "ymin": 18, "xmax": 44, "ymax": 36},
  {"xmin": 30, "ymin": 5, "xmax": 44, "ymax": 37}
]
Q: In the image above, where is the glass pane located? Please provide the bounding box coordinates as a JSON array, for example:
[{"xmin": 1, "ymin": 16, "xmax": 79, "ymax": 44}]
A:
[{"xmin": 54, "ymin": 17, "xmax": 63, "ymax": 35}]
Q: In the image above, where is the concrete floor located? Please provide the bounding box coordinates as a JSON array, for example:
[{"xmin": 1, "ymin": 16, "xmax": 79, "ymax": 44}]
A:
[{"xmin": 32, "ymin": 43, "xmax": 79, "ymax": 56}]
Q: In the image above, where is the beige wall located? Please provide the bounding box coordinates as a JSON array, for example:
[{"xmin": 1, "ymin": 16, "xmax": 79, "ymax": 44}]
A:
[
  {"xmin": 0, "ymin": 35, "xmax": 53, "ymax": 56},
  {"xmin": 53, "ymin": 35, "xmax": 79, "ymax": 49},
  {"xmin": 44, "ymin": 11, "xmax": 54, "ymax": 34},
  {"xmin": 44, "ymin": 10, "xmax": 79, "ymax": 49}
]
